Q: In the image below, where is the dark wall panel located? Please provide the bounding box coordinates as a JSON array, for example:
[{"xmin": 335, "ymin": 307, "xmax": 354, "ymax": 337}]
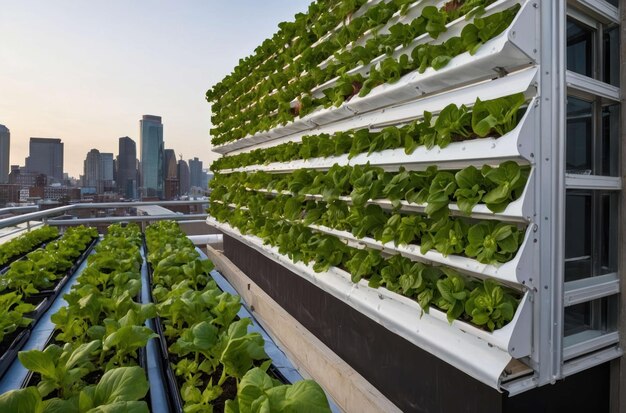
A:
[
  {"xmin": 224, "ymin": 236, "xmax": 503, "ymax": 413},
  {"xmin": 504, "ymin": 363, "xmax": 610, "ymax": 413}
]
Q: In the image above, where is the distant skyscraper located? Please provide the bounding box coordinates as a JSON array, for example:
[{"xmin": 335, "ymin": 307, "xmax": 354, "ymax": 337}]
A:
[
  {"xmin": 83, "ymin": 149, "xmax": 101, "ymax": 191},
  {"xmin": 189, "ymin": 157, "xmax": 203, "ymax": 188},
  {"xmin": 140, "ymin": 115, "xmax": 163, "ymax": 198},
  {"xmin": 100, "ymin": 153, "xmax": 114, "ymax": 181},
  {"xmin": 117, "ymin": 137, "xmax": 138, "ymax": 199},
  {"xmin": 178, "ymin": 159, "xmax": 190, "ymax": 196},
  {"xmin": 163, "ymin": 149, "xmax": 178, "ymax": 179},
  {"xmin": 25, "ymin": 138, "xmax": 64, "ymax": 182},
  {"xmin": 0, "ymin": 125, "xmax": 9, "ymax": 184},
  {"xmin": 163, "ymin": 149, "xmax": 179, "ymax": 200},
  {"xmin": 100, "ymin": 153, "xmax": 115, "ymax": 192}
]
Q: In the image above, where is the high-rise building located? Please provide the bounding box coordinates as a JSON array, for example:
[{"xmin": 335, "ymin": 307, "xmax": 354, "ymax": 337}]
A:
[
  {"xmin": 83, "ymin": 149, "xmax": 101, "ymax": 191},
  {"xmin": 0, "ymin": 125, "xmax": 9, "ymax": 184},
  {"xmin": 189, "ymin": 157, "xmax": 203, "ymax": 188},
  {"xmin": 25, "ymin": 138, "xmax": 64, "ymax": 182},
  {"xmin": 163, "ymin": 149, "xmax": 178, "ymax": 179},
  {"xmin": 117, "ymin": 137, "xmax": 138, "ymax": 199},
  {"xmin": 178, "ymin": 159, "xmax": 190, "ymax": 196},
  {"xmin": 100, "ymin": 152, "xmax": 114, "ymax": 192},
  {"xmin": 100, "ymin": 153, "xmax": 114, "ymax": 181},
  {"xmin": 140, "ymin": 115, "xmax": 163, "ymax": 198},
  {"xmin": 163, "ymin": 149, "xmax": 179, "ymax": 200}
]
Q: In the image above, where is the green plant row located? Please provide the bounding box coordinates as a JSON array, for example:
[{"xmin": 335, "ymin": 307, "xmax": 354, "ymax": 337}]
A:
[
  {"xmin": 0, "ymin": 226, "xmax": 98, "ymax": 347},
  {"xmin": 208, "ymin": 0, "xmax": 498, "ymax": 134},
  {"xmin": 0, "ymin": 226, "xmax": 59, "ymax": 268},
  {"xmin": 210, "ymin": 4, "xmax": 520, "ymax": 145},
  {"xmin": 0, "ymin": 224, "xmax": 154, "ymax": 412},
  {"xmin": 209, "ymin": 0, "xmax": 426, "ymax": 116},
  {"xmin": 212, "ymin": 93, "xmax": 526, "ymax": 171},
  {"xmin": 209, "ymin": 203, "xmax": 519, "ymax": 332},
  {"xmin": 214, "ymin": 187, "xmax": 525, "ymax": 265},
  {"xmin": 145, "ymin": 221, "xmax": 331, "ymax": 412},
  {"xmin": 208, "ymin": 0, "xmax": 366, "ymax": 108},
  {"xmin": 212, "ymin": 0, "xmax": 405, "ymax": 118},
  {"xmin": 0, "ymin": 226, "xmax": 98, "ymax": 297},
  {"xmin": 210, "ymin": 161, "xmax": 530, "ymax": 219}
]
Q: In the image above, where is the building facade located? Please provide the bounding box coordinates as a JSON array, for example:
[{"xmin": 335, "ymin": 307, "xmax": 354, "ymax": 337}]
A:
[
  {"xmin": 140, "ymin": 115, "xmax": 164, "ymax": 198},
  {"xmin": 0, "ymin": 125, "xmax": 9, "ymax": 184},
  {"xmin": 83, "ymin": 149, "xmax": 101, "ymax": 192},
  {"xmin": 188, "ymin": 157, "xmax": 203, "ymax": 188},
  {"xmin": 100, "ymin": 152, "xmax": 115, "ymax": 192},
  {"xmin": 117, "ymin": 137, "xmax": 138, "ymax": 199},
  {"xmin": 25, "ymin": 138, "xmax": 64, "ymax": 182},
  {"xmin": 178, "ymin": 159, "xmax": 190, "ymax": 196}
]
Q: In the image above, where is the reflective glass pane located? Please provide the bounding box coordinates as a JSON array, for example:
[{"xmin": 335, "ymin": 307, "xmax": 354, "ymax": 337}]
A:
[
  {"xmin": 565, "ymin": 191, "xmax": 592, "ymax": 282},
  {"xmin": 564, "ymin": 297, "xmax": 617, "ymax": 337},
  {"xmin": 603, "ymin": 26, "xmax": 620, "ymax": 87},
  {"xmin": 567, "ymin": 18, "xmax": 593, "ymax": 77},
  {"xmin": 601, "ymin": 104, "xmax": 620, "ymax": 176},
  {"xmin": 599, "ymin": 192, "xmax": 618, "ymax": 275},
  {"xmin": 564, "ymin": 302, "xmax": 591, "ymax": 337},
  {"xmin": 566, "ymin": 97, "xmax": 593, "ymax": 174}
]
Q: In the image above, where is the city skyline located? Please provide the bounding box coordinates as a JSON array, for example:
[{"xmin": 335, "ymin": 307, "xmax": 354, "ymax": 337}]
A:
[{"xmin": 0, "ymin": 0, "xmax": 311, "ymax": 177}]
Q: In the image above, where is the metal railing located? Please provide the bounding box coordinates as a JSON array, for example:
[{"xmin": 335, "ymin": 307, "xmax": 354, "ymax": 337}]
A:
[
  {"xmin": 0, "ymin": 206, "xmax": 39, "ymax": 216},
  {"xmin": 0, "ymin": 200, "xmax": 209, "ymax": 230}
]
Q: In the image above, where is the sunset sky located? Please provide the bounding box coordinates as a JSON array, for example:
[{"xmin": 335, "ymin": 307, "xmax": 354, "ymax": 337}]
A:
[{"xmin": 0, "ymin": 0, "xmax": 310, "ymax": 177}]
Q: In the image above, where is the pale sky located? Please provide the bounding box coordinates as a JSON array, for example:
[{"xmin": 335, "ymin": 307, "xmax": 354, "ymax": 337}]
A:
[{"xmin": 0, "ymin": 0, "xmax": 310, "ymax": 177}]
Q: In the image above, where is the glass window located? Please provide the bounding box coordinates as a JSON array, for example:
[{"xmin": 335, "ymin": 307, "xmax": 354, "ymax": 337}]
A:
[
  {"xmin": 566, "ymin": 97, "xmax": 593, "ymax": 174},
  {"xmin": 603, "ymin": 26, "xmax": 620, "ymax": 87},
  {"xmin": 605, "ymin": 0, "xmax": 618, "ymax": 8},
  {"xmin": 566, "ymin": 97, "xmax": 620, "ymax": 177},
  {"xmin": 565, "ymin": 190, "xmax": 618, "ymax": 282},
  {"xmin": 600, "ymin": 104, "xmax": 620, "ymax": 176},
  {"xmin": 567, "ymin": 18, "xmax": 594, "ymax": 77},
  {"xmin": 564, "ymin": 296, "xmax": 617, "ymax": 337},
  {"xmin": 564, "ymin": 302, "xmax": 592, "ymax": 336},
  {"xmin": 565, "ymin": 192, "xmax": 592, "ymax": 282},
  {"xmin": 599, "ymin": 192, "xmax": 618, "ymax": 275}
]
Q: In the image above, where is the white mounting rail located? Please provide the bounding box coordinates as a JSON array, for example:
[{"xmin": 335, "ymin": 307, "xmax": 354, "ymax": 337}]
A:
[
  {"xmin": 220, "ymin": 96, "xmax": 538, "ymax": 174},
  {"xmin": 212, "ymin": 0, "xmax": 538, "ymax": 155},
  {"xmin": 309, "ymin": 222, "xmax": 534, "ymax": 287},
  {"xmin": 207, "ymin": 217, "xmax": 533, "ymax": 388},
  {"xmin": 314, "ymin": 0, "xmax": 525, "ymax": 89},
  {"xmin": 252, "ymin": 167, "xmax": 534, "ymax": 224},
  {"xmin": 217, "ymin": 65, "xmax": 537, "ymax": 158}
]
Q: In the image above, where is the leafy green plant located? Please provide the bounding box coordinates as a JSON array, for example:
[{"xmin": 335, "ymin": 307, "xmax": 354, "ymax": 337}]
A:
[
  {"xmin": 0, "ymin": 226, "xmax": 96, "ymax": 297},
  {"xmin": 0, "ymin": 226, "xmax": 59, "ymax": 268},
  {"xmin": 0, "ymin": 292, "xmax": 34, "ymax": 344},
  {"xmin": 424, "ymin": 171, "xmax": 457, "ymax": 220},
  {"xmin": 345, "ymin": 249, "xmax": 383, "ymax": 284},
  {"xmin": 434, "ymin": 103, "xmax": 472, "ymax": 147},
  {"xmin": 465, "ymin": 221, "xmax": 522, "ymax": 264},
  {"xmin": 0, "ymin": 366, "xmax": 150, "ymax": 413},
  {"xmin": 454, "ymin": 166, "xmax": 487, "ymax": 214},
  {"xmin": 225, "ymin": 367, "xmax": 331, "ymax": 413},
  {"xmin": 435, "ymin": 270, "xmax": 469, "ymax": 323},
  {"xmin": 98, "ymin": 309, "xmax": 158, "ymax": 371},
  {"xmin": 19, "ymin": 340, "xmax": 101, "ymax": 399},
  {"xmin": 472, "ymin": 93, "xmax": 526, "ymax": 137},
  {"xmin": 465, "ymin": 278, "xmax": 517, "ymax": 331},
  {"xmin": 481, "ymin": 161, "xmax": 528, "ymax": 212}
]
